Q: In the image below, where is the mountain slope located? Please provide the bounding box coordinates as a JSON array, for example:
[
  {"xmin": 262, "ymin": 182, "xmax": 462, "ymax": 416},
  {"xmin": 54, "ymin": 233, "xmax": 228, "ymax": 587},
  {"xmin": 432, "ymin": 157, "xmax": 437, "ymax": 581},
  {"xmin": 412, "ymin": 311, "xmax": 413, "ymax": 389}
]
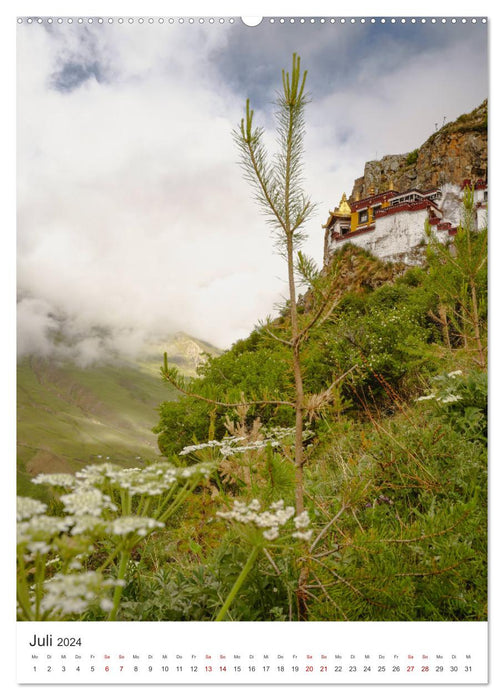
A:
[
  {"xmin": 17, "ymin": 356, "xmax": 174, "ymax": 481},
  {"xmin": 17, "ymin": 333, "xmax": 221, "ymax": 493}
]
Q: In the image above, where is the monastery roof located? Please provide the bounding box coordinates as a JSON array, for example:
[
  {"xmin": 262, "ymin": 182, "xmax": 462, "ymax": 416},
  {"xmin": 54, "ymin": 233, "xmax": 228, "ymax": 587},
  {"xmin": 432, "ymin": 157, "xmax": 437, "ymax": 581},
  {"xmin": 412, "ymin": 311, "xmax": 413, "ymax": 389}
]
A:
[
  {"xmin": 374, "ymin": 198, "xmax": 442, "ymax": 219},
  {"xmin": 322, "ymin": 193, "xmax": 352, "ymax": 228},
  {"xmin": 351, "ymin": 190, "xmax": 399, "ymax": 210}
]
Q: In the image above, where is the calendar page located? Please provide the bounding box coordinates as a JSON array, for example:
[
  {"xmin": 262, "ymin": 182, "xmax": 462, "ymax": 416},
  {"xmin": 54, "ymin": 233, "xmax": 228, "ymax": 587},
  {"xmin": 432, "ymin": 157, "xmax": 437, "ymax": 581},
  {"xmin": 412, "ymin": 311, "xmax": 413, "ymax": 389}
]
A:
[{"xmin": 15, "ymin": 3, "xmax": 490, "ymax": 690}]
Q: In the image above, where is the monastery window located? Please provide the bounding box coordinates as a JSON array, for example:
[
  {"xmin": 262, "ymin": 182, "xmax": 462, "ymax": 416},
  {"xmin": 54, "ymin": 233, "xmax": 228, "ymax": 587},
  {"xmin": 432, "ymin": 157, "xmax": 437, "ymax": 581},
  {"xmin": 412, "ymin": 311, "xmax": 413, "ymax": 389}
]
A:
[{"xmin": 358, "ymin": 209, "xmax": 368, "ymax": 224}]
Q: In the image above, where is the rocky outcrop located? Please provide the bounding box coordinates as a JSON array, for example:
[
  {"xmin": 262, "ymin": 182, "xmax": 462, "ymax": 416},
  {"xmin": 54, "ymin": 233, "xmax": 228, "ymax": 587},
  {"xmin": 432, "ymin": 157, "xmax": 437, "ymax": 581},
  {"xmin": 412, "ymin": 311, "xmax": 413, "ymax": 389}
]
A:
[{"xmin": 350, "ymin": 100, "xmax": 487, "ymax": 201}]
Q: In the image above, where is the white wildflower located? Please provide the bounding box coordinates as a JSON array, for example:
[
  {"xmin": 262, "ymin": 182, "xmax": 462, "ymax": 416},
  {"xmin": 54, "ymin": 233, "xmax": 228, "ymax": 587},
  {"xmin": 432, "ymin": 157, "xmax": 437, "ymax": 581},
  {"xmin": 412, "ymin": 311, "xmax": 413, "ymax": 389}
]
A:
[
  {"xmin": 107, "ymin": 516, "xmax": 165, "ymax": 537},
  {"xmin": 447, "ymin": 370, "xmax": 463, "ymax": 378},
  {"xmin": 263, "ymin": 527, "xmax": 280, "ymax": 541},
  {"xmin": 70, "ymin": 515, "xmax": 106, "ymax": 536},
  {"xmin": 275, "ymin": 507, "xmax": 295, "ymax": 525},
  {"xmin": 254, "ymin": 511, "xmax": 281, "ymax": 528},
  {"xmin": 416, "ymin": 394, "xmax": 436, "ymax": 402},
  {"xmin": 17, "ymin": 515, "xmax": 74, "ymax": 544},
  {"xmin": 61, "ymin": 488, "xmax": 116, "ymax": 517},
  {"xmin": 440, "ymin": 394, "xmax": 462, "ymax": 404},
  {"xmin": 179, "ymin": 441, "xmax": 221, "ymax": 455},
  {"xmin": 40, "ymin": 572, "xmax": 116, "ymax": 617},
  {"xmin": 216, "ymin": 499, "xmax": 297, "ymax": 540},
  {"xmin": 25, "ymin": 541, "xmax": 51, "ymax": 555},
  {"xmin": 68, "ymin": 560, "xmax": 84, "ymax": 570},
  {"xmin": 233, "ymin": 500, "xmax": 249, "ymax": 514},
  {"xmin": 294, "ymin": 511, "xmax": 310, "ymax": 529},
  {"xmin": 17, "ymin": 497, "xmax": 47, "ymax": 521},
  {"xmin": 75, "ymin": 462, "xmax": 123, "ymax": 486},
  {"xmin": 32, "ymin": 473, "xmax": 76, "ymax": 489},
  {"xmin": 216, "ymin": 510, "xmax": 234, "ymax": 520},
  {"xmin": 292, "ymin": 530, "xmax": 313, "ymax": 541},
  {"xmin": 75, "ymin": 461, "xmax": 200, "ymax": 497}
]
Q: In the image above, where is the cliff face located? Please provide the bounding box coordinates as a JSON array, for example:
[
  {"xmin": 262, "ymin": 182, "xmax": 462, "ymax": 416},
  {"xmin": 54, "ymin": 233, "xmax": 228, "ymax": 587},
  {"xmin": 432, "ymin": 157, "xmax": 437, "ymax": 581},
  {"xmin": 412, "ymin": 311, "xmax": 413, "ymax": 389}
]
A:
[{"xmin": 350, "ymin": 100, "xmax": 487, "ymax": 201}]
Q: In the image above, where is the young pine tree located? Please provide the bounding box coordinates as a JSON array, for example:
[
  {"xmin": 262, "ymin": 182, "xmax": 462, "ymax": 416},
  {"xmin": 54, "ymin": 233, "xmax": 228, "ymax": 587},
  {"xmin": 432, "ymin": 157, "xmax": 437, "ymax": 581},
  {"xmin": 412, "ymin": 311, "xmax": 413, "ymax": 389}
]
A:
[{"xmin": 233, "ymin": 53, "xmax": 315, "ymax": 517}]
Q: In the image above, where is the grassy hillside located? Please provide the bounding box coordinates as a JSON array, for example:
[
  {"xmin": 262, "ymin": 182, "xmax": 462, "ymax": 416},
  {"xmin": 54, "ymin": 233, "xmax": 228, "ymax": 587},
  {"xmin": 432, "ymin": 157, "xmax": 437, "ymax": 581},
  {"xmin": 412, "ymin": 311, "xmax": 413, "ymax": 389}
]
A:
[{"xmin": 17, "ymin": 355, "xmax": 177, "ymax": 495}]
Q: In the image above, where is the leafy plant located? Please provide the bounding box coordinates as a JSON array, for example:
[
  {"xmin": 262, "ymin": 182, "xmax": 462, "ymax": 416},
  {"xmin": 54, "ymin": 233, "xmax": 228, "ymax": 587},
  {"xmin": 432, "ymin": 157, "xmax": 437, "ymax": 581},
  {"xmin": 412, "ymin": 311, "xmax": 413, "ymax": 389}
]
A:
[{"xmin": 405, "ymin": 148, "xmax": 419, "ymax": 166}]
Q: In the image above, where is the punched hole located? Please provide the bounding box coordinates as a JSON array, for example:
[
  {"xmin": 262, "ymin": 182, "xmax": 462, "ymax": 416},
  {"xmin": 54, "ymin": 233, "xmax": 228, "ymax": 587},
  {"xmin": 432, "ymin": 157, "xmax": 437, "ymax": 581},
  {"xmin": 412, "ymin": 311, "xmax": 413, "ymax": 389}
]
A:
[{"xmin": 241, "ymin": 17, "xmax": 263, "ymax": 27}]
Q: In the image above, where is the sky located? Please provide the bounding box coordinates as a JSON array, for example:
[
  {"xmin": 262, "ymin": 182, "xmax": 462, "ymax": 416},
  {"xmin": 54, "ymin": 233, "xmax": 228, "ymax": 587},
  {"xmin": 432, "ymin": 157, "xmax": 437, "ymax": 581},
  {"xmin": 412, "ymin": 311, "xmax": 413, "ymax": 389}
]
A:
[{"xmin": 16, "ymin": 15, "xmax": 488, "ymax": 360}]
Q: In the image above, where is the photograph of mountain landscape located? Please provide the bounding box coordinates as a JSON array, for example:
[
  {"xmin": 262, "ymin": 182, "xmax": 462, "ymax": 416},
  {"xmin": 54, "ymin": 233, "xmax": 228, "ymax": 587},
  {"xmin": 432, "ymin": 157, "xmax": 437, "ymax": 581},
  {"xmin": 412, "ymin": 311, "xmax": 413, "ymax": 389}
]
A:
[{"xmin": 17, "ymin": 16, "xmax": 488, "ymax": 624}]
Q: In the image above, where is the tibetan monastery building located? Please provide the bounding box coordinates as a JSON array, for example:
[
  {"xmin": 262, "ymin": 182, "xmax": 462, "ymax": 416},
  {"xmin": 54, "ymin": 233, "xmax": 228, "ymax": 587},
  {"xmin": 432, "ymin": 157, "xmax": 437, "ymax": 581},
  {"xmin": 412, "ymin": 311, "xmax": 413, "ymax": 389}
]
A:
[{"xmin": 323, "ymin": 180, "xmax": 487, "ymax": 265}]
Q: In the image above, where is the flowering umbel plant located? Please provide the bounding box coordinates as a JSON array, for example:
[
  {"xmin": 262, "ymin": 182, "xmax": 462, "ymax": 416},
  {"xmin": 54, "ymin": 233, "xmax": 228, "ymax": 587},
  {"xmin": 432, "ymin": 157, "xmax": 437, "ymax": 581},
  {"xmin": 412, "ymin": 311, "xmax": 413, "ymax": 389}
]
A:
[
  {"xmin": 217, "ymin": 499, "xmax": 312, "ymax": 543},
  {"xmin": 17, "ymin": 460, "xmax": 216, "ymax": 621},
  {"xmin": 214, "ymin": 498, "xmax": 312, "ymax": 621}
]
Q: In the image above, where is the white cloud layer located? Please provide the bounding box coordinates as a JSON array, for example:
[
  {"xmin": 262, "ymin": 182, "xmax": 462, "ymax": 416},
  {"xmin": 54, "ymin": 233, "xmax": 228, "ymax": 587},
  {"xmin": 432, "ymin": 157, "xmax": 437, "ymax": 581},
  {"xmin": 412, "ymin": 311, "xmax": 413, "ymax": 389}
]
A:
[{"xmin": 17, "ymin": 20, "xmax": 487, "ymax": 358}]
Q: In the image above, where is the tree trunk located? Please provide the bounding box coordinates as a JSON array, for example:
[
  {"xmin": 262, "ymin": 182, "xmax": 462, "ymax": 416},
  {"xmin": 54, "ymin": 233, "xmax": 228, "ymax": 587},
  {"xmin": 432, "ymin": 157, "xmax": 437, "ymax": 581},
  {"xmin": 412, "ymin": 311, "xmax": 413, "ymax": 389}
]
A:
[
  {"xmin": 286, "ymin": 234, "xmax": 305, "ymax": 515},
  {"xmin": 470, "ymin": 278, "xmax": 486, "ymax": 366},
  {"xmin": 286, "ymin": 235, "xmax": 310, "ymax": 621},
  {"xmin": 439, "ymin": 304, "xmax": 451, "ymax": 350}
]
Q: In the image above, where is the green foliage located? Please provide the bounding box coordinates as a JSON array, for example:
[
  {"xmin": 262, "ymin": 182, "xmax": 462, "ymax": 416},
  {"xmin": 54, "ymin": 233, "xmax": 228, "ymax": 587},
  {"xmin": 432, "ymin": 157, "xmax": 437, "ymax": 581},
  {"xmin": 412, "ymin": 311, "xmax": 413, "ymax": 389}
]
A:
[
  {"xmin": 154, "ymin": 395, "xmax": 213, "ymax": 456},
  {"xmin": 421, "ymin": 369, "xmax": 487, "ymax": 444},
  {"xmin": 233, "ymin": 53, "xmax": 315, "ymax": 256},
  {"xmin": 405, "ymin": 148, "xmax": 419, "ymax": 166},
  {"xmin": 303, "ymin": 272, "xmax": 438, "ymax": 404},
  {"xmin": 154, "ymin": 336, "xmax": 295, "ymax": 456},
  {"xmin": 118, "ymin": 537, "xmax": 298, "ymax": 622},
  {"xmin": 304, "ymin": 400, "xmax": 486, "ymax": 621},
  {"xmin": 425, "ymin": 187, "xmax": 487, "ymax": 363}
]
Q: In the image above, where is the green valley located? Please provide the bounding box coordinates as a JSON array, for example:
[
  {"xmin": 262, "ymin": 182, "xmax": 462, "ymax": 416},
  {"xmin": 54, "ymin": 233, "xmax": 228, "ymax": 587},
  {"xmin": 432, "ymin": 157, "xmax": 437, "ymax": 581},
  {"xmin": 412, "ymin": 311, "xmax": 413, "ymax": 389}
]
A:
[{"xmin": 16, "ymin": 332, "xmax": 220, "ymax": 496}]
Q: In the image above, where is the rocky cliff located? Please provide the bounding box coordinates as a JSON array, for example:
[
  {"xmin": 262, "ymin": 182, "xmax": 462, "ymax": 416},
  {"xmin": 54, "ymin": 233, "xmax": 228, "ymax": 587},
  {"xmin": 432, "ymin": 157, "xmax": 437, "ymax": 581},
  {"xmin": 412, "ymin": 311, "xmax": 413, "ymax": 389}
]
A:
[{"xmin": 350, "ymin": 100, "xmax": 487, "ymax": 201}]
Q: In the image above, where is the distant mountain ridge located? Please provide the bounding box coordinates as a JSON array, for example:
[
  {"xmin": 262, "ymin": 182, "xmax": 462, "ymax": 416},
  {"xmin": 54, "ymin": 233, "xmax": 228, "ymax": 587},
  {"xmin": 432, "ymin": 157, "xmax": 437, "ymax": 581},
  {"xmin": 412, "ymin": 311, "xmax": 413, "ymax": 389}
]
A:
[{"xmin": 139, "ymin": 332, "xmax": 221, "ymax": 376}]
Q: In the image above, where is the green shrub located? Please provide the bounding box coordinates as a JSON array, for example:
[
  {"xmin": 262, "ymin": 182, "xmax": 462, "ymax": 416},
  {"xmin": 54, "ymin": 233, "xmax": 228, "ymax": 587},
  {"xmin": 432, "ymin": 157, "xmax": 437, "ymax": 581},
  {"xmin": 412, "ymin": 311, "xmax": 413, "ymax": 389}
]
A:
[{"xmin": 405, "ymin": 148, "xmax": 419, "ymax": 166}]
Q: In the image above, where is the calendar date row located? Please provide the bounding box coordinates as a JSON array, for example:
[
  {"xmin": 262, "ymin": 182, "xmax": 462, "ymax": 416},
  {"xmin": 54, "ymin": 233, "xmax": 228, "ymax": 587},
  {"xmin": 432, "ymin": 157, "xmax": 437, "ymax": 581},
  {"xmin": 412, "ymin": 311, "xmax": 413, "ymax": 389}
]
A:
[{"xmin": 32, "ymin": 663, "xmax": 474, "ymax": 674}]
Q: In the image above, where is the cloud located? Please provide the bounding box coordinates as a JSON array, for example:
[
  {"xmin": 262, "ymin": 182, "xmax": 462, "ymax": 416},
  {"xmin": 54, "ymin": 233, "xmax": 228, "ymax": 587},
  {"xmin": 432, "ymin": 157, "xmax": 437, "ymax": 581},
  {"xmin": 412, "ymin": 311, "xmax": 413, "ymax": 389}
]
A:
[
  {"xmin": 18, "ymin": 22, "xmax": 284, "ymax": 355},
  {"xmin": 16, "ymin": 298, "xmax": 60, "ymax": 358},
  {"xmin": 17, "ymin": 20, "xmax": 487, "ymax": 359}
]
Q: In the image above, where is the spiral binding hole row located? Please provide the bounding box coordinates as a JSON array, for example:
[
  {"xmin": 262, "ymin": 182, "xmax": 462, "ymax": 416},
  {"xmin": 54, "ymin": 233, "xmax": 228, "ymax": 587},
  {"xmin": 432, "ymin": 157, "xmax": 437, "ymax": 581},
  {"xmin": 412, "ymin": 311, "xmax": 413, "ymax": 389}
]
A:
[{"xmin": 17, "ymin": 17, "xmax": 487, "ymax": 25}]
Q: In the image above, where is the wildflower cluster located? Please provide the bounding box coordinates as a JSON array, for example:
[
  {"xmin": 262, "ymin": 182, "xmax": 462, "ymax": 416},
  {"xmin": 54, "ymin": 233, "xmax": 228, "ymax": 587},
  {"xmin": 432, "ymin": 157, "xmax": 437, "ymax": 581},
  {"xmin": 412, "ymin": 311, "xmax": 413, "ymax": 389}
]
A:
[
  {"xmin": 73, "ymin": 461, "xmax": 212, "ymax": 496},
  {"xmin": 180, "ymin": 436, "xmax": 267, "ymax": 457},
  {"xmin": 17, "ymin": 511, "xmax": 74, "ymax": 556},
  {"xmin": 264, "ymin": 426, "xmax": 314, "ymax": 442},
  {"xmin": 39, "ymin": 572, "xmax": 117, "ymax": 617},
  {"xmin": 60, "ymin": 488, "xmax": 117, "ymax": 517},
  {"xmin": 17, "ymin": 496, "xmax": 48, "ymax": 521},
  {"xmin": 179, "ymin": 428, "xmax": 314, "ymax": 458},
  {"xmin": 17, "ymin": 459, "xmax": 216, "ymax": 621},
  {"xmin": 416, "ymin": 370, "xmax": 464, "ymax": 404},
  {"xmin": 106, "ymin": 516, "xmax": 165, "ymax": 537},
  {"xmin": 217, "ymin": 499, "xmax": 312, "ymax": 542},
  {"xmin": 32, "ymin": 473, "xmax": 76, "ymax": 490}
]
